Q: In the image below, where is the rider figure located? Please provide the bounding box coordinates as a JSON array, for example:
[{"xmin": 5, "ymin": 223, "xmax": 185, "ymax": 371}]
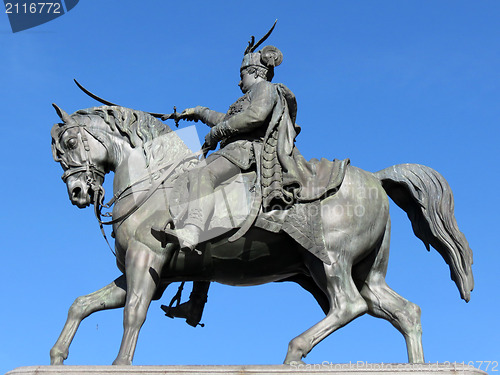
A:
[
  {"xmin": 164, "ymin": 44, "xmax": 288, "ymax": 250},
  {"xmin": 163, "ymin": 38, "xmax": 347, "ymax": 326},
  {"xmin": 162, "ymin": 44, "xmax": 295, "ymax": 326}
]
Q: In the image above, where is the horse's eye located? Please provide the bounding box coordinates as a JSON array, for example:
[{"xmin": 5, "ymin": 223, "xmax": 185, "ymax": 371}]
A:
[{"xmin": 66, "ymin": 138, "xmax": 78, "ymax": 150}]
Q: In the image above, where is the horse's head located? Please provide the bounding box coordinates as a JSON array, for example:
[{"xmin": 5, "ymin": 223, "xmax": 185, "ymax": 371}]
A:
[
  {"xmin": 52, "ymin": 103, "xmax": 194, "ymax": 210},
  {"xmin": 51, "ymin": 104, "xmax": 109, "ymax": 208}
]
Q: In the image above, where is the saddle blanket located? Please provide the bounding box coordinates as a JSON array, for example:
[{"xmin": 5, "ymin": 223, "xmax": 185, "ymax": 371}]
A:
[{"xmin": 168, "ymin": 160, "xmax": 348, "ymax": 264}]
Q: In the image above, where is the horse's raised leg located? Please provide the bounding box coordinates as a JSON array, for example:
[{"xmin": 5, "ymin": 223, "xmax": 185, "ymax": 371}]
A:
[
  {"xmin": 358, "ymin": 219, "xmax": 424, "ymax": 363},
  {"xmin": 284, "ymin": 257, "xmax": 368, "ymax": 364},
  {"xmin": 113, "ymin": 243, "xmax": 167, "ymax": 365},
  {"xmin": 50, "ymin": 275, "xmax": 127, "ymax": 365}
]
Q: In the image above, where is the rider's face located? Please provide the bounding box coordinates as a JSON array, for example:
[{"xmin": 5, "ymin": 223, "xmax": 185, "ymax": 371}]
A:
[{"xmin": 238, "ymin": 69, "xmax": 257, "ymax": 93}]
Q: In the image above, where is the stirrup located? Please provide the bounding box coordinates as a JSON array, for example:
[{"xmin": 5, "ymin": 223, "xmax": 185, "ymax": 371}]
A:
[
  {"xmin": 161, "ymin": 301, "xmax": 206, "ymax": 328},
  {"xmin": 160, "ymin": 282, "xmax": 207, "ymax": 327},
  {"xmin": 161, "ymin": 302, "xmax": 205, "ymax": 328}
]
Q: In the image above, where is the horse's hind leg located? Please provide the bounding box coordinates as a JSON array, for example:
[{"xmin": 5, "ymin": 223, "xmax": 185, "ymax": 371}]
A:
[
  {"xmin": 50, "ymin": 275, "xmax": 127, "ymax": 365},
  {"xmin": 284, "ymin": 255, "xmax": 368, "ymax": 364},
  {"xmin": 358, "ymin": 218, "xmax": 424, "ymax": 363},
  {"xmin": 362, "ymin": 277, "xmax": 423, "ymax": 363}
]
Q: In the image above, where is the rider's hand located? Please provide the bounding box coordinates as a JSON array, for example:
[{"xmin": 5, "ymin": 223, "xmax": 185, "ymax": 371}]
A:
[
  {"xmin": 160, "ymin": 113, "xmax": 174, "ymax": 121},
  {"xmin": 205, "ymin": 127, "xmax": 219, "ymax": 149},
  {"xmin": 180, "ymin": 107, "xmax": 199, "ymax": 122},
  {"xmin": 205, "ymin": 121, "xmax": 234, "ymax": 150}
]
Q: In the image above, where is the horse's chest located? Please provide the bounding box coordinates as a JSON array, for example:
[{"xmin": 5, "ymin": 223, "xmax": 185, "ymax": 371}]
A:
[{"xmin": 112, "ymin": 195, "xmax": 171, "ymax": 257}]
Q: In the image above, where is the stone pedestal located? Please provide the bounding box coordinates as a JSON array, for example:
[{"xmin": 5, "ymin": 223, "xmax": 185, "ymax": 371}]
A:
[{"xmin": 4, "ymin": 364, "xmax": 488, "ymax": 375}]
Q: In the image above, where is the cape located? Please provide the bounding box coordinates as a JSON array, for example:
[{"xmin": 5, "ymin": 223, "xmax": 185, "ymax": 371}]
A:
[{"xmin": 261, "ymin": 83, "xmax": 349, "ymax": 208}]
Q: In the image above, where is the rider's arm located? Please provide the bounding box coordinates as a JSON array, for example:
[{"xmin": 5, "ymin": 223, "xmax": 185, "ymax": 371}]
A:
[{"xmin": 194, "ymin": 106, "xmax": 225, "ymax": 128}]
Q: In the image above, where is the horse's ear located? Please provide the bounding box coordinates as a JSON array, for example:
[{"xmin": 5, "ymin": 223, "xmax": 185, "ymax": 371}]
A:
[{"xmin": 52, "ymin": 103, "xmax": 72, "ymax": 124}]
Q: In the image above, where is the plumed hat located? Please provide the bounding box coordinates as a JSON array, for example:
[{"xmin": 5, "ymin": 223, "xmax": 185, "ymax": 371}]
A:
[
  {"xmin": 241, "ymin": 45, "xmax": 283, "ymax": 71},
  {"xmin": 241, "ymin": 21, "xmax": 282, "ymax": 72}
]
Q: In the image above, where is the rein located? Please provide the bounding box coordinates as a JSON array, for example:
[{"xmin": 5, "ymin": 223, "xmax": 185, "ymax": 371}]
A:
[
  {"xmin": 95, "ymin": 155, "xmax": 193, "ymax": 226},
  {"xmin": 91, "ymin": 156, "xmax": 190, "ymax": 256}
]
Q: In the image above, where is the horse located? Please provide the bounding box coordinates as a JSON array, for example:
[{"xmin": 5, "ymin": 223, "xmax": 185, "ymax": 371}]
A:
[{"xmin": 49, "ymin": 103, "xmax": 474, "ymax": 366}]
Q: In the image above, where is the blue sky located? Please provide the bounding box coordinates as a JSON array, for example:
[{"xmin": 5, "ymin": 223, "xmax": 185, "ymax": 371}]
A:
[{"xmin": 1, "ymin": 1, "xmax": 499, "ymax": 374}]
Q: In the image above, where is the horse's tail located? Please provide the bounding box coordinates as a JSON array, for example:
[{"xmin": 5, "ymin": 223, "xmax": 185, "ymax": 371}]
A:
[{"xmin": 374, "ymin": 164, "xmax": 474, "ymax": 302}]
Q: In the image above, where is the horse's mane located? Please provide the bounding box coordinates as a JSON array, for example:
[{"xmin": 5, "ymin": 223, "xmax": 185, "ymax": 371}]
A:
[
  {"xmin": 75, "ymin": 106, "xmax": 172, "ymax": 148},
  {"xmin": 52, "ymin": 105, "xmax": 174, "ymax": 167}
]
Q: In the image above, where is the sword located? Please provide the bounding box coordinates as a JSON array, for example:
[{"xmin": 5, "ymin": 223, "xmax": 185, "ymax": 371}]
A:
[{"xmin": 74, "ymin": 79, "xmax": 181, "ymax": 127}]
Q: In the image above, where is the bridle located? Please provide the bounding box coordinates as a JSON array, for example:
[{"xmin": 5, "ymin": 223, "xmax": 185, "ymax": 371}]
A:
[
  {"xmin": 57, "ymin": 120, "xmax": 116, "ymax": 253},
  {"xmin": 58, "ymin": 119, "xmax": 125, "ymax": 256},
  {"xmin": 59, "ymin": 122, "xmax": 107, "ymax": 206}
]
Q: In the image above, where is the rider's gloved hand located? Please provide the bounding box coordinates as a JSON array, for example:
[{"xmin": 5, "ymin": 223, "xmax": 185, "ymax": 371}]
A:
[
  {"xmin": 205, "ymin": 127, "xmax": 219, "ymax": 150},
  {"xmin": 205, "ymin": 121, "xmax": 236, "ymax": 150},
  {"xmin": 180, "ymin": 106, "xmax": 206, "ymax": 122}
]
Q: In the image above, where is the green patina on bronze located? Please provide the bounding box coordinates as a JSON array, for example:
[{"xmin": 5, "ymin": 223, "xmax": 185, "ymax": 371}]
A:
[{"xmin": 49, "ymin": 24, "xmax": 473, "ymax": 366}]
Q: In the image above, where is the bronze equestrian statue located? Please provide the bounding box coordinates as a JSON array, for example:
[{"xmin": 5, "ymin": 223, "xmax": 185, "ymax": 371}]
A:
[{"xmin": 49, "ymin": 29, "xmax": 473, "ymax": 366}]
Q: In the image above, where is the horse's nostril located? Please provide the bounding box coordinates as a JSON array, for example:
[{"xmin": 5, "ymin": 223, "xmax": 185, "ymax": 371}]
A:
[{"xmin": 72, "ymin": 186, "xmax": 82, "ymax": 199}]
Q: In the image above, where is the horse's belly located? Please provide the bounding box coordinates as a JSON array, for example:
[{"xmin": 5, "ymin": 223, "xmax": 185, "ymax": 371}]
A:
[{"xmin": 208, "ymin": 228, "xmax": 305, "ymax": 286}]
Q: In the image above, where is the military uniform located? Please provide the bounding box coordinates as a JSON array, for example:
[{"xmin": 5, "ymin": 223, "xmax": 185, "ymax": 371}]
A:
[
  {"xmin": 177, "ymin": 44, "xmax": 346, "ymax": 236},
  {"xmin": 193, "ymin": 79, "xmax": 277, "ymax": 170}
]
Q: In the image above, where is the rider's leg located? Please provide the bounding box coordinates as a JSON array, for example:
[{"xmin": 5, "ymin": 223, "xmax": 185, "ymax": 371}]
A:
[
  {"xmin": 161, "ymin": 156, "xmax": 239, "ymax": 326},
  {"xmin": 160, "ymin": 156, "xmax": 239, "ymax": 325},
  {"xmin": 174, "ymin": 155, "xmax": 240, "ymax": 250}
]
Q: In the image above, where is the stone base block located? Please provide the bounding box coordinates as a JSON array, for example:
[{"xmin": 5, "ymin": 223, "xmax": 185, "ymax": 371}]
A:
[{"xmin": 4, "ymin": 364, "xmax": 488, "ymax": 375}]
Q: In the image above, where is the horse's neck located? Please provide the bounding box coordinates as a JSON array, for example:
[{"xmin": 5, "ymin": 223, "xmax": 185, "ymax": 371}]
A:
[{"xmin": 112, "ymin": 130, "xmax": 193, "ymax": 194}]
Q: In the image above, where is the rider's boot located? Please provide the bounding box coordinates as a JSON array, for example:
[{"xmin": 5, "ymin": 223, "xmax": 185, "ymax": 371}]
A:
[
  {"xmin": 161, "ymin": 281, "xmax": 210, "ymax": 327},
  {"xmin": 164, "ymin": 223, "xmax": 201, "ymax": 252}
]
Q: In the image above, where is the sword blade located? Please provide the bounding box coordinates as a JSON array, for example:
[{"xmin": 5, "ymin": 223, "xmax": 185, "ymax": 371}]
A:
[
  {"xmin": 74, "ymin": 79, "xmax": 118, "ymax": 106},
  {"xmin": 74, "ymin": 79, "xmax": 169, "ymax": 120}
]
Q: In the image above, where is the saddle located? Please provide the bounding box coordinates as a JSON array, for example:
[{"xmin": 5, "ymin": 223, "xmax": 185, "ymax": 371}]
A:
[{"xmin": 168, "ymin": 158, "xmax": 349, "ymax": 265}]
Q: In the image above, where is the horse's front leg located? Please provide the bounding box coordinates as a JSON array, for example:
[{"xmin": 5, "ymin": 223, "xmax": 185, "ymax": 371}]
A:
[
  {"xmin": 50, "ymin": 275, "xmax": 127, "ymax": 365},
  {"xmin": 113, "ymin": 242, "xmax": 167, "ymax": 365}
]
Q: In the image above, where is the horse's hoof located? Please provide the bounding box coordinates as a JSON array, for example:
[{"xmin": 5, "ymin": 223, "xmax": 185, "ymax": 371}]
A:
[
  {"xmin": 112, "ymin": 358, "xmax": 132, "ymax": 366},
  {"xmin": 50, "ymin": 348, "xmax": 66, "ymax": 365},
  {"xmin": 285, "ymin": 360, "xmax": 306, "ymax": 366}
]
